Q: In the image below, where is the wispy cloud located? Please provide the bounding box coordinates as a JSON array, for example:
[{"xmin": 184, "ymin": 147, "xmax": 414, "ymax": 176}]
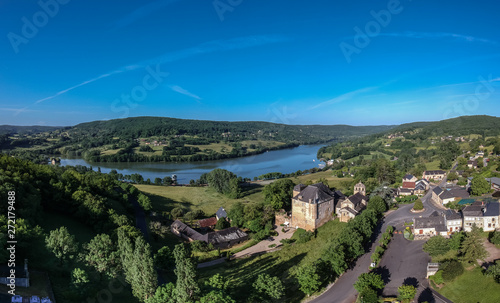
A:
[
  {"xmin": 33, "ymin": 35, "xmax": 287, "ymax": 105},
  {"xmin": 112, "ymin": 0, "xmax": 183, "ymax": 30},
  {"xmin": 309, "ymin": 86, "xmax": 378, "ymax": 110},
  {"xmin": 379, "ymin": 31, "xmax": 499, "ymax": 45},
  {"xmin": 169, "ymin": 85, "xmax": 201, "ymax": 100}
]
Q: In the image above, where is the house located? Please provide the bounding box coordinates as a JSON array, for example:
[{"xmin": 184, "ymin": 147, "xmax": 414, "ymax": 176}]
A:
[
  {"xmin": 455, "ymin": 170, "xmax": 465, "ymax": 178},
  {"xmin": 422, "ymin": 170, "xmax": 446, "ymax": 181},
  {"xmin": 206, "ymin": 227, "xmax": 248, "ymax": 249},
  {"xmin": 337, "ymin": 182, "xmax": 367, "ymax": 223},
  {"xmin": 467, "ymin": 160, "xmax": 478, "ymax": 169},
  {"xmin": 402, "ymin": 174, "xmax": 418, "ymax": 189},
  {"xmin": 462, "ymin": 204, "xmax": 484, "ymax": 232},
  {"xmin": 431, "ymin": 186, "xmax": 469, "ymax": 205},
  {"xmin": 197, "ymin": 217, "xmax": 217, "ymax": 230},
  {"xmin": 291, "ymin": 183, "xmax": 343, "ymax": 230},
  {"xmin": 171, "ymin": 220, "xmax": 248, "ymax": 248},
  {"xmin": 485, "ymin": 177, "xmax": 500, "ymax": 191},
  {"xmin": 216, "ymin": 207, "xmax": 227, "ymax": 220},
  {"xmin": 444, "ymin": 209, "xmax": 463, "ymax": 233},
  {"xmin": 483, "ymin": 202, "xmax": 500, "ymax": 232},
  {"xmin": 414, "ymin": 179, "xmax": 430, "ymax": 194},
  {"xmin": 413, "ymin": 211, "xmax": 448, "ymax": 238},
  {"xmin": 397, "ymin": 188, "xmax": 414, "ymax": 196}
]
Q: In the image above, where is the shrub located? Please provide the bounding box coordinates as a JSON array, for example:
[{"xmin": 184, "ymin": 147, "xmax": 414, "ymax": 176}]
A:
[
  {"xmin": 429, "ymin": 270, "xmax": 443, "ymax": 284},
  {"xmin": 215, "ymin": 219, "xmax": 230, "ymax": 230},
  {"xmin": 170, "ymin": 207, "xmax": 184, "ymax": 219},
  {"xmin": 268, "ymin": 244, "xmax": 276, "ymax": 248},
  {"xmin": 413, "ymin": 199, "xmax": 424, "ymax": 211},
  {"xmin": 441, "ymin": 260, "xmax": 464, "ymax": 281},
  {"xmin": 489, "ymin": 231, "xmax": 500, "ymax": 245}
]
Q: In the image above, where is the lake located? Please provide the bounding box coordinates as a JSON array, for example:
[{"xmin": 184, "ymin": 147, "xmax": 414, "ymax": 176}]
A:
[{"xmin": 59, "ymin": 144, "xmax": 326, "ymax": 183}]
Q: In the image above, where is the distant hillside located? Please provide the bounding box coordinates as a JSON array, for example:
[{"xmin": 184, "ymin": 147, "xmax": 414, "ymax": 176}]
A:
[
  {"xmin": 394, "ymin": 115, "xmax": 500, "ymax": 137},
  {"xmin": 0, "ymin": 125, "xmax": 61, "ymax": 135},
  {"xmin": 69, "ymin": 116, "xmax": 396, "ymax": 143}
]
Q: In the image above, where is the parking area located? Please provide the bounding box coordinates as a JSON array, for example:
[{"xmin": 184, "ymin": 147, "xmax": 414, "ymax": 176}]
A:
[{"xmin": 377, "ymin": 232, "xmax": 431, "ymax": 299}]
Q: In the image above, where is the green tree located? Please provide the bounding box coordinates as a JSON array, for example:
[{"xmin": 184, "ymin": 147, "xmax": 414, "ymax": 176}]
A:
[
  {"xmin": 154, "ymin": 246, "xmax": 174, "ymax": 271},
  {"xmin": 252, "ymin": 273, "xmax": 284, "ymax": 300},
  {"xmin": 145, "ymin": 283, "xmax": 176, "ymax": 303},
  {"xmin": 215, "ymin": 218, "xmax": 230, "ymax": 230},
  {"xmin": 359, "ymin": 287, "xmax": 379, "ymax": 303},
  {"xmin": 423, "ymin": 236, "xmax": 450, "ymax": 257},
  {"xmin": 174, "ymin": 244, "xmax": 200, "ymax": 302},
  {"xmin": 84, "ymin": 234, "xmax": 120, "ymax": 279},
  {"xmin": 441, "ymin": 259, "xmax": 464, "ymax": 281},
  {"xmin": 228, "ymin": 202, "xmax": 245, "ymax": 227},
  {"xmin": 447, "ymin": 172, "xmax": 459, "ymax": 181},
  {"xmin": 367, "ymin": 196, "xmax": 386, "ymax": 213},
  {"xmin": 71, "ymin": 267, "xmax": 90, "ymax": 294},
  {"xmin": 45, "ymin": 226, "xmax": 79, "ymax": 265},
  {"xmin": 205, "ymin": 273, "xmax": 230, "ymax": 291},
  {"xmin": 485, "ymin": 260, "xmax": 500, "ymax": 283},
  {"xmin": 374, "ymin": 158, "xmax": 396, "ymax": 184},
  {"xmin": 171, "ymin": 207, "xmax": 184, "ymax": 219},
  {"xmin": 262, "ymin": 178, "xmax": 295, "ymax": 210},
  {"xmin": 353, "ymin": 272, "xmax": 385, "ymax": 293},
  {"xmin": 462, "ymin": 225, "xmax": 488, "ymax": 264},
  {"xmin": 398, "ymin": 284, "xmax": 416, "ymax": 302},
  {"xmin": 322, "ymin": 243, "xmax": 348, "ymax": 277},
  {"xmin": 296, "ymin": 265, "xmax": 322, "ymax": 296},
  {"xmin": 489, "ymin": 231, "xmax": 500, "ymax": 245},
  {"xmin": 470, "ymin": 176, "xmax": 490, "ymax": 196},
  {"xmin": 203, "ymin": 169, "xmax": 241, "ymax": 198},
  {"xmin": 413, "ymin": 199, "xmax": 424, "ymax": 211},
  {"xmin": 448, "ymin": 232, "xmax": 465, "ymax": 250}
]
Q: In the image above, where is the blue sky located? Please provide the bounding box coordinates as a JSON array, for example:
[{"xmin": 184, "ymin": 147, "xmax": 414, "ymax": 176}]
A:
[{"xmin": 1, "ymin": 0, "xmax": 499, "ymax": 126}]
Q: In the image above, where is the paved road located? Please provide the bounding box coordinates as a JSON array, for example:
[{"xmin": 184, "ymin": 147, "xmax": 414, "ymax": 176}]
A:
[{"xmin": 310, "ymin": 182, "xmax": 449, "ymax": 303}]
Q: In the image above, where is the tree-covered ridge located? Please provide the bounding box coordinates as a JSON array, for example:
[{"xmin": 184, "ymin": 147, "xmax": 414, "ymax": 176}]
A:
[{"xmin": 0, "ymin": 125, "xmax": 61, "ymax": 135}]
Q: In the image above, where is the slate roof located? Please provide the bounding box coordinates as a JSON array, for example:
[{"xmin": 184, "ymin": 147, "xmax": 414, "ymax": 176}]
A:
[
  {"xmin": 414, "ymin": 211, "xmax": 446, "ymax": 231},
  {"xmin": 403, "ymin": 174, "xmax": 415, "ymax": 180},
  {"xmin": 399, "ymin": 188, "xmax": 413, "ymax": 193},
  {"xmin": 415, "ymin": 182, "xmax": 427, "ymax": 191},
  {"xmin": 293, "ymin": 184, "xmax": 307, "ymax": 192},
  {"xmin": 440, "ymin": 188, "xmax": 470, "ymax": 200},
  {"xmin": 198, "ymin": 217, "xmax": 217, "ymax": 228},
  {"xmin": 462, "ymin": 205, "xmax": 483, "ymax": 217},
  {"xmin": 171, "ymin": 220, "xmax": 207, "ymax": 241},
  {"xmin": 433, "ymin": 187, "xmax": 444, "ymax": 196},
  {"xmin": 294, "ymin": 183, "xmax": 336, "ymax": 204},
  {"xmin": 347, "ymin": 192, "xmax": 367, "ymax": 211},
  {"xmin": 216, "ymin": 207, "xmax": 227, "ymax": 219},
  {"xmin": 207, "ymin": 227, "xmax": 248, "ymax": 245},
  {"xmin": 486, "ymin": 177, "xmax": 500, "ymax": 186},
  {"xmin": 444, "ymin": 209, "xmax": 462, "ymax": 221},
  {"xmin": 484, "ymin": 202, "xmax": 500, "ymax": 217}
]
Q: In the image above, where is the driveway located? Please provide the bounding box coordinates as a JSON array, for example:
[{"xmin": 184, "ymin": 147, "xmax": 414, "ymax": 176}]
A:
[
  {"xmin": 378, "ymin": 233, "xmax": 430, "ymax": 298},
  {"xmin": 232, "ymin": 226, "xmax": 295, "ymax": 258}
]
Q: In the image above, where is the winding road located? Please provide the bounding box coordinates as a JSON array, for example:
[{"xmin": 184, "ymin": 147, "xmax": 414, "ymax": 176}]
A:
[{"xmin": 310, "ymin": 177, "xmax": 449, "ymax": 303}]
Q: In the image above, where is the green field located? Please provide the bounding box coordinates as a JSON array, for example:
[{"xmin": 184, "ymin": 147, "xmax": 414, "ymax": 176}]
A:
[
  {"xmin": 198, "ymin": 219, "xmax": 346, "ymax": 303},
  {"xmin": 438, "ymin": 267, "xmax": 500, "ymax": 303},
  {"xmin": 134, "ymin": 184, "xmax": 265, "ymax": 215}
]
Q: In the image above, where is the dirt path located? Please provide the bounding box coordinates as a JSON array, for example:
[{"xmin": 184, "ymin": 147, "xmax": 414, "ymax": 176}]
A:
[
  {"xmin": 232, "ymin": 227, "xmax": 295, "ymax": 258},
  {"xmin": 481, "ymin": 239, "xmax": 500, "ymax": 264}
]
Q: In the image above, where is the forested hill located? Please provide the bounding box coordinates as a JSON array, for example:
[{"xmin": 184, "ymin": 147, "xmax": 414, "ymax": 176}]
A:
[
  {"xmin": 68, "ymin": 116, "xmax": 395, "ymax": 143},
  {"xmin": 392, "ymin": 115, "xmax": 500, "ymax": 137}
]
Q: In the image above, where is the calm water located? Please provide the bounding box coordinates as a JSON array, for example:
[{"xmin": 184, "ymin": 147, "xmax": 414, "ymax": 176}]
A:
[{"xmin": 59, "ymin": 144, "xmax": 326, "ymax": 183}]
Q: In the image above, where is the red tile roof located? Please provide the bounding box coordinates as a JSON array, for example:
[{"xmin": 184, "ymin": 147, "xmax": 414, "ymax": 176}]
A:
[{"xmin": 198, "ymin": 217, "xmax": 217, "ymax": 228}]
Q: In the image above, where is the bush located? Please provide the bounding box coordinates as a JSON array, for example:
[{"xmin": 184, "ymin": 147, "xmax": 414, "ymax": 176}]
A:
[
  {"xmin": 441, "ymin": 260, "xmax": 464, "ymax": 281},
  {"xmin": 170, "ymin": 207, "xmax": 184, "ymax": 219},
  {"xmin": 215, "ymin": 219, "xmax": 230, "ymax": 230},
  {"xmin": 292, "ymin": 229, "xmax": 314, "ymax": 244},
  {"xmin": 413, "ymin": 199, "xmax": 424, "ymax": 211},
  {"xmin": 489, "ymin": 231, "xmax": 500, "ymax": 245},
  {"xmin": 429, "ymin": 270, "xmax": 443, "ymax": 284}
]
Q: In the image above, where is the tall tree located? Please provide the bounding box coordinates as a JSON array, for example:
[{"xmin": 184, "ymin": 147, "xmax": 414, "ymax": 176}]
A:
[
  {"xmin": 45, "ymin": 226, "xmax": 78, "ymax": 265},
  {"xmin": 132, "ymin": 236, "xmax": 158, "ymax": 300},
  {"xmin": 252, "ymin": 273, "xmax": 285, "ymax": 300},
  {"xmin": 461, "ymin": 225, "xmax": 488, "ymax": 264},
  {"xmin": 423, "ymin": 236, "xmax": 450, "ymax": 257},
  {"xmin": 470, "ymin": 176, "xmax": 490, "ymax": 196},
  {"xmin": 174, "ymin": 244, "xmax": 200, "ymax": 303},
  {"xmin": 353, "ymin": 272, "xmax": 385, "ymax": 293},
  {"xmin": 84, "ymin": 234, "xmax": 120, "ymax": 279},
  {"xmin": 296, "ymin": 265, "xmax": 322, "ymax": 296},
  {"xmin": 262, "ymin": 178, "xmax": 295, "ymax": 210}
]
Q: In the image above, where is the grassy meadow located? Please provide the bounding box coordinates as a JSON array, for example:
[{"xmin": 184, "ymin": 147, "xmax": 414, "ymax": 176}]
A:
[{"xmin": 438, "ymin": 267, "xmax": 500, "ymax": 303}]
